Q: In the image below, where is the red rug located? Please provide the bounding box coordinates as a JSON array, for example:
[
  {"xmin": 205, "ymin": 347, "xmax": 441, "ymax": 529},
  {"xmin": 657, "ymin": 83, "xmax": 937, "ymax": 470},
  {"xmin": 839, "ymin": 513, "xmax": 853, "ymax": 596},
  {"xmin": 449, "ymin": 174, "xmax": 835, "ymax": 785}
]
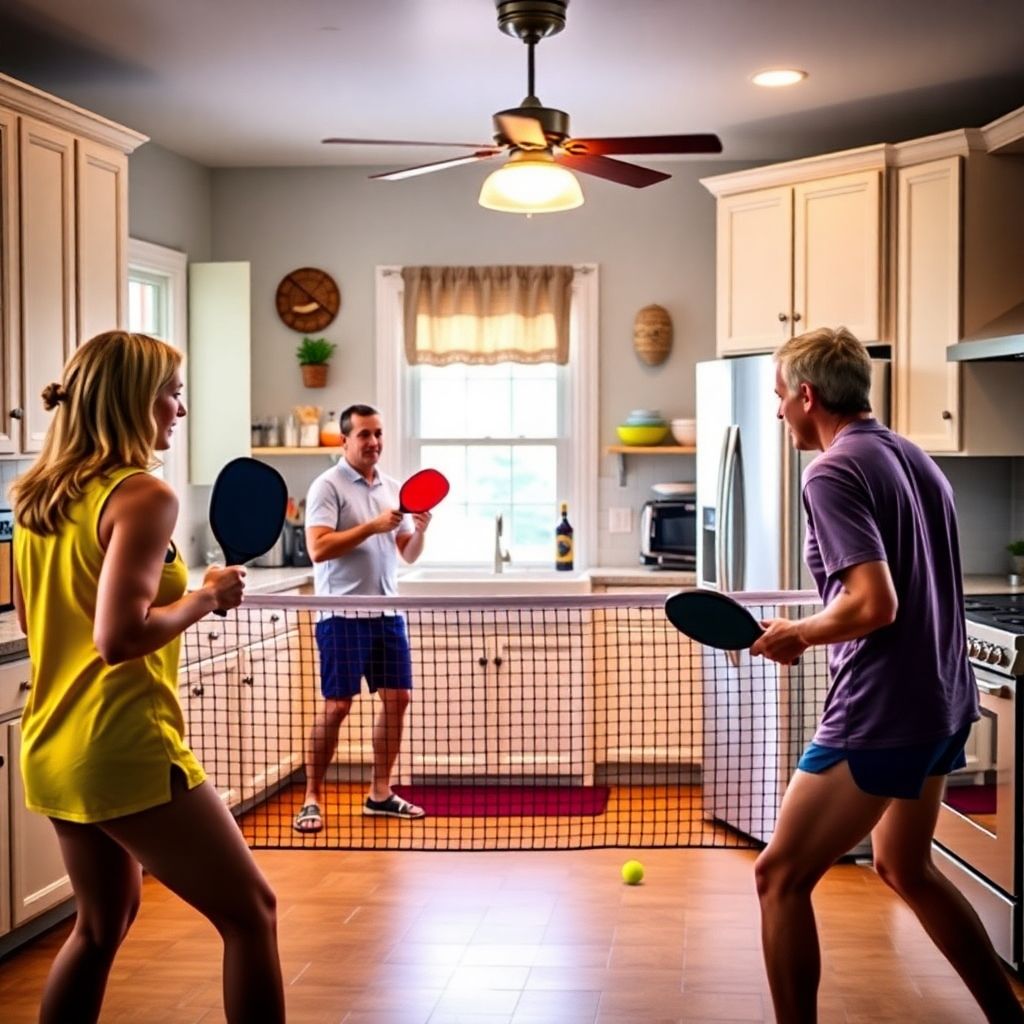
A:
[
  {"xmin": 944, "ymin": 784, "xmax": 996, "ymax": 816},
  {"xmin": 393, "ymin": 784, "xmax": 610, "ymax": 817}
]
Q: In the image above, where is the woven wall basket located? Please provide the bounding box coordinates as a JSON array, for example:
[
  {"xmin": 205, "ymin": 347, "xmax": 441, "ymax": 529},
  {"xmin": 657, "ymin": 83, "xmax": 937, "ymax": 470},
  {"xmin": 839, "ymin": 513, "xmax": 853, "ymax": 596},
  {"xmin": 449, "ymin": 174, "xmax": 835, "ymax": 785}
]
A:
[{"xmin": 633, "ymin": 304, "xmax": 673, "ymax": 366}]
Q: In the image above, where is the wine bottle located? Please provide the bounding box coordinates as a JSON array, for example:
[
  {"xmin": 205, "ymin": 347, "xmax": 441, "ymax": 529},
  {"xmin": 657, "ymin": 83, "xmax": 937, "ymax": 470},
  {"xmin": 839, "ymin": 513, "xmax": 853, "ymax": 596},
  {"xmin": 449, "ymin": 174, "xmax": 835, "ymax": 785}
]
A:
[{"xmin": 555, "ymin": 502, "xmax": 574, "ymax": 571}]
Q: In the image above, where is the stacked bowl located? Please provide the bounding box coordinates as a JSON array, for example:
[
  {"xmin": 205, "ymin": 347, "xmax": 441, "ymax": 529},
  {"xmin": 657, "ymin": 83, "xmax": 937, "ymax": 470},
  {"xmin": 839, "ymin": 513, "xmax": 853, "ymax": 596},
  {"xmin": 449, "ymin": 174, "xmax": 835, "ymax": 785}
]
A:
[{"xmin": 616, "ymin": 408, "xmax": 669, "ymax": 446}]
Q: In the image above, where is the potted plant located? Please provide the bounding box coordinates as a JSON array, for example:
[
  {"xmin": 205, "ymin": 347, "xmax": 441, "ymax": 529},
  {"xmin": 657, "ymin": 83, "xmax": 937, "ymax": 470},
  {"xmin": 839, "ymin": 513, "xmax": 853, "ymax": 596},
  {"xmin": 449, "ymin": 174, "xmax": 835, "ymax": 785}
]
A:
[
  {"xmin": 1008, "ymin": 540, "xmax": 1024, "ymax": 577},
  {"xmin": 296, "ymin": 336, "xmax": 336, "ymax": 388}
]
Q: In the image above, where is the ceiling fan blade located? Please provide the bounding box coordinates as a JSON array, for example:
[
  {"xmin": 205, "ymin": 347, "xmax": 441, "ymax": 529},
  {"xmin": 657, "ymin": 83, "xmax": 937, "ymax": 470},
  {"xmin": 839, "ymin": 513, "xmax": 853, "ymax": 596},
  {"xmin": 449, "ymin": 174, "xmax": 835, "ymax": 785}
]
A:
[
  {"xmin": 562, "ymin": 134, "xmax": 723, "ymax": 157},
  {"xmin": 495, "ymin": 114, "xmax": 548, "ymax": 149},
  {"xmin": 323, "ymin": 137, "xmax": 494, "ymax": 148},
  {"xmin": 370, "ymin": 151, "xmax": 502, "ymax": 182},
  {"xmin": 555, "ymin": 153, "xmax": 670, "ymax": 188}
]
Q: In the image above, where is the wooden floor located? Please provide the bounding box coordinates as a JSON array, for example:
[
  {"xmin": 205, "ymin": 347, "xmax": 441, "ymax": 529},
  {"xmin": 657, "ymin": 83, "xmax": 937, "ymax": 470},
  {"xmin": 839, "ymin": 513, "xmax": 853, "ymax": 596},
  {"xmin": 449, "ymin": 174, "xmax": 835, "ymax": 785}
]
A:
[{"xmin": 2, "ymin": 845, "xmax": 1023, "ymax": 1023}]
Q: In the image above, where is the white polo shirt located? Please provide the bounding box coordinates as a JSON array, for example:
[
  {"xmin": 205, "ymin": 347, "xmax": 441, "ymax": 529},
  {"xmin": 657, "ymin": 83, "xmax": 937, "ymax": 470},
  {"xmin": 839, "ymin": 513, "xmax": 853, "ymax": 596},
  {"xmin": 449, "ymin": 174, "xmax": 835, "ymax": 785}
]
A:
[{"xmin": 305, "ymin": 460, "xmax": 412, "ymax": 597}]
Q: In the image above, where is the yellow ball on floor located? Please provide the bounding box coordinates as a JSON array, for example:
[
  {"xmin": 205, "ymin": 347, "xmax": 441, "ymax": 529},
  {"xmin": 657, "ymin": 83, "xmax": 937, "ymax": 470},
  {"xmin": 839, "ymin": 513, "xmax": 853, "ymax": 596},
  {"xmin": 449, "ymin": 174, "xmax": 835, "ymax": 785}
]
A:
[{"xmin": 621, "ymin": 859, "xmax": 644, "ymax": 885}]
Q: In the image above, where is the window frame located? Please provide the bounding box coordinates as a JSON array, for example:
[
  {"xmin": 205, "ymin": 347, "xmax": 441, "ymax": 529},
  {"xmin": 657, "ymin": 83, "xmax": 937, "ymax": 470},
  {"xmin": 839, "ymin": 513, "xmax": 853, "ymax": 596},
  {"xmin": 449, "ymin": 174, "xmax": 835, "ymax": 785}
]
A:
[
  {"xmin": 375, "ymin": 264, "xmax": 598, "ymax": 569},
  {"xmin": 127, "ymin": 238, "xmax": 189, "ymax": 548}
]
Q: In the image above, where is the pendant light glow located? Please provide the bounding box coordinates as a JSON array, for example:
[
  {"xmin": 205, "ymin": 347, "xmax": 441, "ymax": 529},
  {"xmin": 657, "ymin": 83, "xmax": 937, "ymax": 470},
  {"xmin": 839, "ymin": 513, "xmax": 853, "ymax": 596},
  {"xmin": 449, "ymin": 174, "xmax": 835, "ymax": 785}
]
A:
[
  {"xmin": 478, "ymin": 150, "xmax": 584, "ymax": 214},
  {"xmin": 751, "ymin": 68, "xmax": 808, "ymax": 88}
]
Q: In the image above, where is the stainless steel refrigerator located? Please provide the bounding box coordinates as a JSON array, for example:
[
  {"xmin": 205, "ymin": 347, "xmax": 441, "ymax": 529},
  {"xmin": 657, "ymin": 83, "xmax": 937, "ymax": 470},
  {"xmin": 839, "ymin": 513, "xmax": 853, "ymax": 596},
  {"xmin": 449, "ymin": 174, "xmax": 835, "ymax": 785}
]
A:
[{"xmin": 695, "ymin": 352, "xmax": 890, "ymax": 844}]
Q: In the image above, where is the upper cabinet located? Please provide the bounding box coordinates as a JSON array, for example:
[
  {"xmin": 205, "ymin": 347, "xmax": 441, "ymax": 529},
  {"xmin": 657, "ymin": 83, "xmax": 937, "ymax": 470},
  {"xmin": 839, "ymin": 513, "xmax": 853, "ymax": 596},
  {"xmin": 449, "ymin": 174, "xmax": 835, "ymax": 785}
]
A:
[
  {"xmin": 705, "ymin": 158, "xmax": 884, "ymax": 356},
  {"xmin": 894, "ymin": 145, "xmax": 1024, "ymax": 454},
  {"xmin": 704, "ymin": 120, "xmax": 1024, "ymax": 456},
  {"xmin": 0, "ymin": 74, "xmax": 145, "ymax": 457}
]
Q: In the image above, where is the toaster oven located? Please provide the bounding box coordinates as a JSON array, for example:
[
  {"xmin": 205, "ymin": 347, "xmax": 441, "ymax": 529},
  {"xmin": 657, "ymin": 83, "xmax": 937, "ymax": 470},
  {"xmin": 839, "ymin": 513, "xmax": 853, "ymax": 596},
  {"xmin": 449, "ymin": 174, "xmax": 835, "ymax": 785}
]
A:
[
  {"xmin": 0, "ymin": 508, "xmax": 13, "ymax": 613},
  {"xmin": 640, "ymin": 497, "xmax": 697, "ymax": 569}
]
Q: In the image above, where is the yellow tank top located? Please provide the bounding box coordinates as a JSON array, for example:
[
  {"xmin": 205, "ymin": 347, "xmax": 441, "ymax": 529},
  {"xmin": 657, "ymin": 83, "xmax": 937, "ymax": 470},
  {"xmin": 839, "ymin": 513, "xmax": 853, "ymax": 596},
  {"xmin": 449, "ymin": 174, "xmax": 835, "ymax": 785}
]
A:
[{"xmin": 15, "ymin": 467, "xmax": 205, "ymax": 822}]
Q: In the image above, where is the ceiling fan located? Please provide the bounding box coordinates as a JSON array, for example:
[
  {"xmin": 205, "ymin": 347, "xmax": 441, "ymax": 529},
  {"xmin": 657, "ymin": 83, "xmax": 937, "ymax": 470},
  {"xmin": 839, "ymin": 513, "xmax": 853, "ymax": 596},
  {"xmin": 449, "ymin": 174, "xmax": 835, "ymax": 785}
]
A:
[{"xmin": 323, "ymin": 0, "xmax": 722, "ymax": 211}]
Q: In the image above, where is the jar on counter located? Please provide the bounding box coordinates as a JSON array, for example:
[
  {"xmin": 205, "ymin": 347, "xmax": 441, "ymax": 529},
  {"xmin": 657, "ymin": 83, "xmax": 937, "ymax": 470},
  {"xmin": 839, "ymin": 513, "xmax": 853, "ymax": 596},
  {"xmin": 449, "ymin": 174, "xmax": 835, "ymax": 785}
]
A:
[
  {"xmin": 320, "ymin": 411, "xmax": 342, "ymax": 447},
  {"xmin": 282, "ymin": 414, "xmax": 299, "ymax": 448},
  {"xmin": 263, "ymin": 415, "xmax": 281, "ymax": 447}
]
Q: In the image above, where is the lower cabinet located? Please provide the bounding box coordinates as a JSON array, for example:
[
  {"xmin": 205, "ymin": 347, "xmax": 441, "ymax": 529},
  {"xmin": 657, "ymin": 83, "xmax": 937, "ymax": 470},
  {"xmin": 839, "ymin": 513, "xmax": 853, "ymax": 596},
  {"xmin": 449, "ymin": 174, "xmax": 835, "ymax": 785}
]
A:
[
  {"xmin": 181, "ymin": 629, "xmax": 308, "ymax": 811},
  {"xmin": 0, "ymin": 657, "xmax": 73, "ymax": 940},
  {"xmin": 6, "ymin": 722, "xmax": 74, "ymax": 929},
  {"xmin": 395, "ymin": 615, "xmax": 593, "ymax": 784},
  {"xmin": 592, "ymin": 586, "xmax": 702, "ymax": 773},
  {"xmin": 180, "ymin": 651, "xmax": 245, "ymax": 808}
]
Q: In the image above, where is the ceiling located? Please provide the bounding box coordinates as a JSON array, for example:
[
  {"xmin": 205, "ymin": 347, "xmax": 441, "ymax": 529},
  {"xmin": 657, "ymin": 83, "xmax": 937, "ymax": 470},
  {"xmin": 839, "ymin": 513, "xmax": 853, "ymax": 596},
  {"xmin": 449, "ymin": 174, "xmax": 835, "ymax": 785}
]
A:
[{"xmin": 2, "ymin": 0, "xmax": 1023, "ymax": 170}]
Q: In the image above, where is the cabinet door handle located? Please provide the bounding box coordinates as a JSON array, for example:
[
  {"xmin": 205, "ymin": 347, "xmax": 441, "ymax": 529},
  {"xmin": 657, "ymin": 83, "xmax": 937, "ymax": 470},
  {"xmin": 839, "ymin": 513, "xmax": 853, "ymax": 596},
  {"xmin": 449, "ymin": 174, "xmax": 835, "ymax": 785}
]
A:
[
  {"xmin": 9, "ymin": 407, "xmax": 22, "ymax": 420},
  {"xmin": 0, "ymin": 754, "xmax": 4, "ymax": 768},
  {"xmin": 477, "ymin": 656, "xmax": 488, "ymax": 667},
  {"xmin": 777, "ymin": 312, "xmax": 789, "ymax": 322},
  {"xmin": 792, "ymin": 312, "xmax": 802, "ymax": 323},
  {"xmin": 941, "ymin": 410, "xmax": 952, "ymax": 421},
  {"xmin": 493, "ymin": 656, "xmax": 503, "ymax": 668},
  {"xmin": 18, "ymin": 680, "xmax": 31, "ymax": 692}
]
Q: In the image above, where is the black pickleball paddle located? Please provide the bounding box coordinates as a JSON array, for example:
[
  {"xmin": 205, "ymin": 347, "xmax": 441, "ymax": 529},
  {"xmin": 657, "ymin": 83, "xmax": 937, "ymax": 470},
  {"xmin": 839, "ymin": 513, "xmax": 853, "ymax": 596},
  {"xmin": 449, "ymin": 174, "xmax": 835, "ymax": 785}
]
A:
[{"xmin": 664, "ymin": 588, "xmax": 764, "ymax": 651}]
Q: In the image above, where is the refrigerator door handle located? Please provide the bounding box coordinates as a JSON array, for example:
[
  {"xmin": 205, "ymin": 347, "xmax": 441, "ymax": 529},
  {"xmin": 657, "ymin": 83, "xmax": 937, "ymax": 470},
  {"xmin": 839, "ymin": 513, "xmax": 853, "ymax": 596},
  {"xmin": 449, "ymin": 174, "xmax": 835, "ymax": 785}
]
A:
[
  {"xmin": 718, "ymin": 425, "xmax": 742, "ymax": 670},
  {"xmin": 714, "ymin": 426, "xmax": 732, "ymax": 591},
  {"xmin": 718, "ymin": 425, "xmax": 739, "ymax": 591}
]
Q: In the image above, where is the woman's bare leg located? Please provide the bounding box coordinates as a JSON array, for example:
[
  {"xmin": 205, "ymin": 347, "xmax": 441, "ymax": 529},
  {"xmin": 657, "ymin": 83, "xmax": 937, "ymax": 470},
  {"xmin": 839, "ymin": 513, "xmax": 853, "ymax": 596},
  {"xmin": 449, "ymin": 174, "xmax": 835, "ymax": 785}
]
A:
[
  {"xmin": 101, "ymin": 778, "xmax": 285, "ymax": 1024},
  {"xmin": 872, "ymin": 777, "xmax": 1024, "ymax": 1023},
  {"xmin": 39, "ymin": 821, "xmax": 141, "ymax": 1024}
]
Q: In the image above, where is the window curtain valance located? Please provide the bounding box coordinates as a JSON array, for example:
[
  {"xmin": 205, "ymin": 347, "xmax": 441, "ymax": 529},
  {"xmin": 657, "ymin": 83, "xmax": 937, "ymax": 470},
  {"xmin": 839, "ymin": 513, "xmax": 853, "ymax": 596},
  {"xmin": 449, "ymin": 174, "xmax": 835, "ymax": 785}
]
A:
[{"xmin": 401, "ymin": 265, "xmax": 574, "ymax": 366}]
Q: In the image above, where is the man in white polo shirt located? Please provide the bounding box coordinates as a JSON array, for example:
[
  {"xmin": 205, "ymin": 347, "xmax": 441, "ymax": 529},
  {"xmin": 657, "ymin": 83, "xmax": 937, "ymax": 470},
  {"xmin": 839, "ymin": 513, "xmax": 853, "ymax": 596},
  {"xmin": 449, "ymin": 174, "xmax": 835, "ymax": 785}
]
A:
[{"xmin": 293, "ymin": 404, "xmax": 430, "ymax": 832}]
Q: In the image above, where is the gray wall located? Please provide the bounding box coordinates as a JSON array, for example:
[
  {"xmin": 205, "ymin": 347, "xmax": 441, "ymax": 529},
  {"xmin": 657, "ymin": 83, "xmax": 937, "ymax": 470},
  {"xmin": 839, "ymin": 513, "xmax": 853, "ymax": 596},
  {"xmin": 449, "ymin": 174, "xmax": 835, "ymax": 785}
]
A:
[
  {"xmin": 128, "ymin": 142, "xmax": 214, "ymax": 261},
  {"xmin": 208, "ymin": 160, "xmax": 746, "ymax": 564}
]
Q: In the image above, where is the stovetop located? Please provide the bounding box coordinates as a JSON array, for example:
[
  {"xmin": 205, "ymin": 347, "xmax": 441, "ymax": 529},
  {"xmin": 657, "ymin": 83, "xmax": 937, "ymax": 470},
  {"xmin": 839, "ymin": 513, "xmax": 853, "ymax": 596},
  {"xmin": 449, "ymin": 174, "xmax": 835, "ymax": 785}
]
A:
[
  {"xmin": 964, "ymin": 593, "xmax": 1024, "ymax": 677},
  {"xmin": 964, "ymin": 593, "xmax": 1024, "ymax": 634}
]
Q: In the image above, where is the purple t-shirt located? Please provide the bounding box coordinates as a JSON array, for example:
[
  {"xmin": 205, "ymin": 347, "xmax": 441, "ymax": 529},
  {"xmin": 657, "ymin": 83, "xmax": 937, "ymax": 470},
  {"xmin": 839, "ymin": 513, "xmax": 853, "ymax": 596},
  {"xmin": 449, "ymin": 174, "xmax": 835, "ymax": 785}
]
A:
[{"xmin": 802, "ymin": 419, "xmax": 978, "ymax": 748}]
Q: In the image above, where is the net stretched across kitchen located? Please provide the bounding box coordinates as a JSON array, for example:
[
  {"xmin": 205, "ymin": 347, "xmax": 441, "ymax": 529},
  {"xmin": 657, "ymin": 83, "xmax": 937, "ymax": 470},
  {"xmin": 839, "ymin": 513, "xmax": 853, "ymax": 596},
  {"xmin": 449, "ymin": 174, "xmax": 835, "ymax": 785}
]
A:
[{"xmin": 179, "ymin": 591, "xmax": 827, "ymax": 851}]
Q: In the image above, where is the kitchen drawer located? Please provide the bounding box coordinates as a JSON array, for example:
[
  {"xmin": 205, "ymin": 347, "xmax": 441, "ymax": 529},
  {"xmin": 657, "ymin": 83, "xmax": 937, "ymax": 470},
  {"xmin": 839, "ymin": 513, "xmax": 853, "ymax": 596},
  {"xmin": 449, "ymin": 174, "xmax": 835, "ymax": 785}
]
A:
[
  {"xmin": 0, "ymin": 657, "xmax": 31, "ymax": 717},
  {"xmin": 182, "ymin": 606, "xmax": 296, "ymax": 665}
]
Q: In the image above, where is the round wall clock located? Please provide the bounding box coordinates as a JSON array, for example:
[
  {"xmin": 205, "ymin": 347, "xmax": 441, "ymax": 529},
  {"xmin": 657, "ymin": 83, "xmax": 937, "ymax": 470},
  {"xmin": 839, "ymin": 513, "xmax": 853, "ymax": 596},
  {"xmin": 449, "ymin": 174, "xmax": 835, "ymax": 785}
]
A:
[{"xmin": 275, "ymin": 267, "xmax": 341, "ymax": 332}]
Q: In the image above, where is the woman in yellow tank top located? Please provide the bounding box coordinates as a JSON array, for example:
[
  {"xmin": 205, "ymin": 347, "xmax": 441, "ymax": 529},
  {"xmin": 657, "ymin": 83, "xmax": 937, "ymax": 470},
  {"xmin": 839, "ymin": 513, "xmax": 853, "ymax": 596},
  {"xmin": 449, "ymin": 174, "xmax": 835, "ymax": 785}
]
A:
[{"xmin": 11, "ymin": 331, "xmax": 284, "ymax": 1024}]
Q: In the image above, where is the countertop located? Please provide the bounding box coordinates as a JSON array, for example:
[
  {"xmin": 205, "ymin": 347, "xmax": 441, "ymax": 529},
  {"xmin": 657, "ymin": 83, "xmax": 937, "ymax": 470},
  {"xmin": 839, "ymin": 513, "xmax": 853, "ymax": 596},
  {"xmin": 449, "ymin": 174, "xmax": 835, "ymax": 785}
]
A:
[{"xmin": 1, "ymin": 569, "xmax": 1020, "ymax": 663}]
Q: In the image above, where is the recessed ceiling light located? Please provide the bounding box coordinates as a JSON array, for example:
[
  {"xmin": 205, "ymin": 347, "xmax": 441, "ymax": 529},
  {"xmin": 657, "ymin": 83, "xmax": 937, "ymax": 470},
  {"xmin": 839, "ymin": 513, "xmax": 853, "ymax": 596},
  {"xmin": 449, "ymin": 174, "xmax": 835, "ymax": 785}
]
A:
[{"xmin": 751, "ymin": 68, "xmax": 808, "ymax": 88}]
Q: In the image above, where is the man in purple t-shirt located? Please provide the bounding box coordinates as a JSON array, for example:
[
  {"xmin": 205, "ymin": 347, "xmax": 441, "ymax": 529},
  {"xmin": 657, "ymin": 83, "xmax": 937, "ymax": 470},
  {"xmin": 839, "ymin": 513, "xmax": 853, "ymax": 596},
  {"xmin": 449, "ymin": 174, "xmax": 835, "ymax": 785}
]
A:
[{"xmin": 749, "ymin": 327, "xmax": 1020, "ymax": 1024}]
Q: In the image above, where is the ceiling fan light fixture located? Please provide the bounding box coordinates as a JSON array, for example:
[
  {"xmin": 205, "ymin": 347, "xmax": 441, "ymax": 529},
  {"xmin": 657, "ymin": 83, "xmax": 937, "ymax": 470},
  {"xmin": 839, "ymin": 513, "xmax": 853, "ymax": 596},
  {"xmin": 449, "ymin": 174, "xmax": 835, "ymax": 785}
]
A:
[
  {"xmin": 478, "ymin": 150, "xmax": 584, "ymax": 214},
  {"xmin": 751, "ymin": 68, "xmax": 808, "ymax": 88}
]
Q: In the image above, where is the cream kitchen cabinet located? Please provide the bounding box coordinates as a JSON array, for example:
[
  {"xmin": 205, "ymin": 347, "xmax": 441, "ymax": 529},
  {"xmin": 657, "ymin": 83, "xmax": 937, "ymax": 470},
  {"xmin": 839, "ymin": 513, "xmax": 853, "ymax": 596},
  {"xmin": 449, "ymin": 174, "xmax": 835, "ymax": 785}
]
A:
[
  {"xmin": 180, "ymin": 600, "xmax": 310, "ymax": 811},
  {"xmin": 0, "ymin": 656, "xmax": 72, "ymax": 940},
  {"xmin": 592, "ymin": 592, "xmax": 701, "ymax": 772},
  {"xmin": 392, "ymin": 612, "xmax": 594, "ymax": 784},
  {"xmin": 0, "ymin": 74, "xmax": 143, "ymax": 457},
  {"xmin": 707, "ymin": 167, "xmax": 883, "ymax": 356},
  {"xmin": 893, "ymin": 150, "xmax": 1024, "ymax": 454}
]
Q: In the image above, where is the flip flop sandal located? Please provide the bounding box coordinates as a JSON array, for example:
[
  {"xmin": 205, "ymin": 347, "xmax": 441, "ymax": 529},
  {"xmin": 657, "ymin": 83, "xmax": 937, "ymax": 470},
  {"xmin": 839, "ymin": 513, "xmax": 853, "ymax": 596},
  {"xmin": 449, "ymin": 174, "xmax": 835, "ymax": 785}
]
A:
[
  {"xmin": 363, "ymin": 794, "xmax": 426, "ymax": 819},
  {"xmin": 293, "ymin": 802, "xmax": 323, "ymax": 833}
]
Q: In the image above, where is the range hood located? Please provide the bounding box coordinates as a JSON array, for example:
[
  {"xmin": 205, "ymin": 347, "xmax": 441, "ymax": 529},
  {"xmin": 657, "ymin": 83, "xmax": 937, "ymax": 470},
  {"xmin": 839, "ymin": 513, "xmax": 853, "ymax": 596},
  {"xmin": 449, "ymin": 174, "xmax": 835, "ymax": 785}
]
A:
[{"xmin": 947, "ymin": 299, "xmax": 1024, "ymax": 362}]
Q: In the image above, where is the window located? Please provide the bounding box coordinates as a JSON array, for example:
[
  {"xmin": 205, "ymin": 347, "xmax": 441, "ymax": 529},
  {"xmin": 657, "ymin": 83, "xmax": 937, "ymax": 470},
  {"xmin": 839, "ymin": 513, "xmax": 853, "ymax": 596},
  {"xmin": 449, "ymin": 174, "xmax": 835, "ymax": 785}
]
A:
[
  {"xmin": 376, "ymin": 265, "xmax": 598, "ymax": 568},
  {"xmin": 127, "ymin": 239, "xmax": 188, "ymax": 545}
]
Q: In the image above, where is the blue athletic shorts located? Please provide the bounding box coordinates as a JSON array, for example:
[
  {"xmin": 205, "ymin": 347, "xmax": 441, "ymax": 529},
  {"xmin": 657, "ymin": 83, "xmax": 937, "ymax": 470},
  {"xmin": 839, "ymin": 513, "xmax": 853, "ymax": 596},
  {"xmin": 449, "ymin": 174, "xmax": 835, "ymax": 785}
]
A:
[
  {"xmin": 797, "ymin": 723, "xmax": 972, "ymax": 799},
  {"xmin": 315, "ymin": 615, "xmax": 414, "ymax": 699}
]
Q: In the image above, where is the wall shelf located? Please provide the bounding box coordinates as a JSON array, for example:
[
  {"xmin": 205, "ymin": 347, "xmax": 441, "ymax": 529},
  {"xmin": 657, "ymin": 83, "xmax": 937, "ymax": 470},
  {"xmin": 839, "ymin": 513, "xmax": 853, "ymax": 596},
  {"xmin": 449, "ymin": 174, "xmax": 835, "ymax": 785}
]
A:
[
  {"xmin": 604, "ymin": 445, "xmax": 696, "ymax": 486},
  {"xmin": 251, "ymin": 446, "xmax": 342, "ymax": 456}
]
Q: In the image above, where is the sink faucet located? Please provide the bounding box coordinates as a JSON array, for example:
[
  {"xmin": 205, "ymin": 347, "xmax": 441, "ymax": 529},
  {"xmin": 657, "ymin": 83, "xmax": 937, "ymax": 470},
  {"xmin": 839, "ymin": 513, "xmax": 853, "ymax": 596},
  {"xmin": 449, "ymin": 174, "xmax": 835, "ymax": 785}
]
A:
[{"xmin": 493, "ymin": 513, "xmax": 511, "ymax": 574}]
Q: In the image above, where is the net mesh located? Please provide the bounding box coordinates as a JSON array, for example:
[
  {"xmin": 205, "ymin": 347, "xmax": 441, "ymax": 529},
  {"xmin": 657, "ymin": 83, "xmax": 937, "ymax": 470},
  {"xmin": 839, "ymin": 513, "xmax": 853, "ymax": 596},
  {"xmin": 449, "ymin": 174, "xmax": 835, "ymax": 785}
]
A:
[{"xmin": 180, "ymin": 591, "xmax": 827, "ymax": 851}]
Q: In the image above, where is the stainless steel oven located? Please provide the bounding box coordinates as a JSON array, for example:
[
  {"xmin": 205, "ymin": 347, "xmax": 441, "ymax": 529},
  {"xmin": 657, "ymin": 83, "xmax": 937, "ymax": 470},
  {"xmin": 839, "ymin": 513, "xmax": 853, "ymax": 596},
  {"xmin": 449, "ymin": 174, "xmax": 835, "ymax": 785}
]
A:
[{"xmin": 932, "ymin": 593, "xmax": 1024, "ymax": 968}]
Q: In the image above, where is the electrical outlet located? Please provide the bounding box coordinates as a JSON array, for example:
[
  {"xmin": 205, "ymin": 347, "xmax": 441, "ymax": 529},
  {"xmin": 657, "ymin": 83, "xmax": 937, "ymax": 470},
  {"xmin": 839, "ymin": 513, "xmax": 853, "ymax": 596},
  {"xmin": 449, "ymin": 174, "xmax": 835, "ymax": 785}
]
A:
[{"xmin": 608, "ymin": 507, "xmax": 632, "ymax": 534}]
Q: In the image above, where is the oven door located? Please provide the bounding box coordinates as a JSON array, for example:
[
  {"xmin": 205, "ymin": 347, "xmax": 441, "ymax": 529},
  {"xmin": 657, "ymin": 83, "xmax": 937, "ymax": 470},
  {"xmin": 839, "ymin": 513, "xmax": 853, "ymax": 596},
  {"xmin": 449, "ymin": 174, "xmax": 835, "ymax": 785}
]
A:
[{"xmin": 934, "ymin": 670, "xmax": 1015, "ymax": 895}]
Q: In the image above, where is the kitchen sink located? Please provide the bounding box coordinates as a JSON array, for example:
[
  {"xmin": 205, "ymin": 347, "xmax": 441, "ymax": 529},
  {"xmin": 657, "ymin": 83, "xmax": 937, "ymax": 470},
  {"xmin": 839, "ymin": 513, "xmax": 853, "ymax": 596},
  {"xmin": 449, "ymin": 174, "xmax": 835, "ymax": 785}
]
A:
[{"xmin": 397, "ymin": 567, "xmax": 591, "ymax": 596}]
